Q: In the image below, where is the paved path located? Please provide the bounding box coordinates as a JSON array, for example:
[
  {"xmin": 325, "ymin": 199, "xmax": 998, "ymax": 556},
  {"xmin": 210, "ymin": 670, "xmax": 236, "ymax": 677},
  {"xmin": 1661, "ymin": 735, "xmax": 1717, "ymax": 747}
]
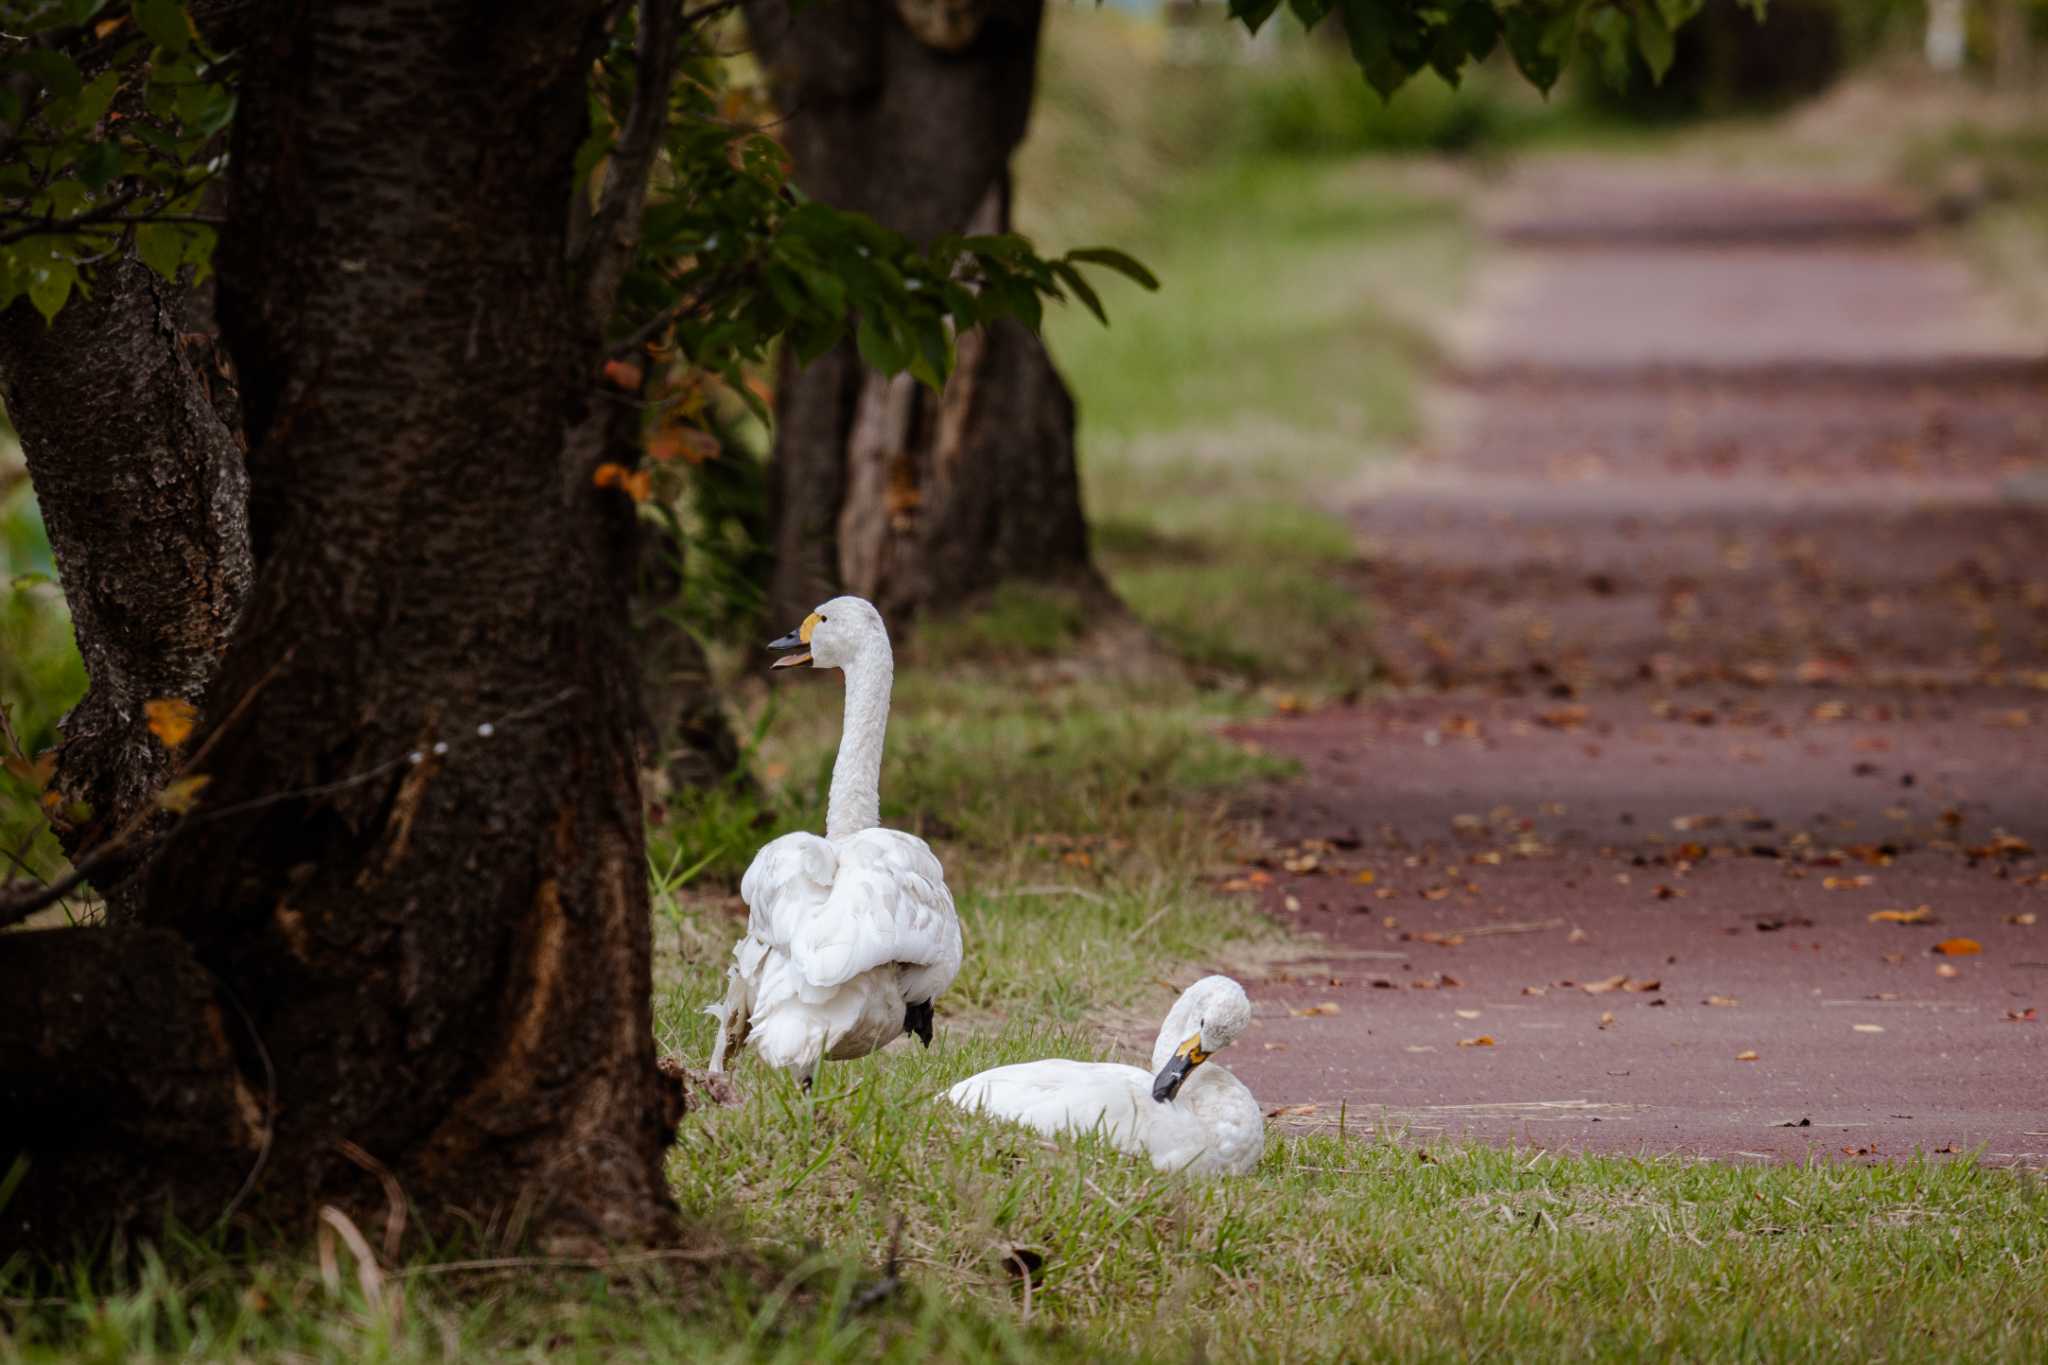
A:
[{"xmin": 1223, "ymin": 163, "xmax": 2048, "ymax": 1165}]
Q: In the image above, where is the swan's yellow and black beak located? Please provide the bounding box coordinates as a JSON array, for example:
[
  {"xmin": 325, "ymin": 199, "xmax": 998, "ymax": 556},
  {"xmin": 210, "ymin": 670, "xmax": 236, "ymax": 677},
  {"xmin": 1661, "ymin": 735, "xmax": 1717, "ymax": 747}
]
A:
[
  {"xmin": 767, "ymin": 612, "xmax": 822, "ymax": 670},
  {"xmin": 1152, "ymin": 1034, "xmax": 1210, "ymax": 1103}
]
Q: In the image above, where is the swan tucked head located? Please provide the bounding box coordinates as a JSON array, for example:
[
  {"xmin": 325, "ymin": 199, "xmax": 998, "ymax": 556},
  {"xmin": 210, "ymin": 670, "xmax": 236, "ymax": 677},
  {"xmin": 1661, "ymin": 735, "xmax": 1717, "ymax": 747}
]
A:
[
  {"xmin": 767, "ymin": 596, "xmax": 890, "ymax": 672},
  {"xmin": 1151, "ymin": 975, "xmax": 1253, "ymax": 1104}
]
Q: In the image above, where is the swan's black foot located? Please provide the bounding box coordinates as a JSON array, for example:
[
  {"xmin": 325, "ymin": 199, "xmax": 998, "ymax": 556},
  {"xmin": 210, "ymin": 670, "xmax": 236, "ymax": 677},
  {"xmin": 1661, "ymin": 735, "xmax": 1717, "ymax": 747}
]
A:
[
  {"xmin": 903, "ymin": 998, "xmax": 934, "ymax": 1048},
  {"xmin": 799, "ymin": 1068, "xmax": 815, "ymax": 1094}
]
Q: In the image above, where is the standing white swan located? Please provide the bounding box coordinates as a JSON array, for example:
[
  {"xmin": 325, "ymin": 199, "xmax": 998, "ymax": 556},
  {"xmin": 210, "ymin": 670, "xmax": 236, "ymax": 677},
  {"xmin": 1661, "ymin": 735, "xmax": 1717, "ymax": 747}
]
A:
[
  {"xmin": 707, "ymin": 596, "xmax": 962, "ymax": 1089},
  {"xmin": 944, "ymin": 976, "xmax": 1264, "ymax": 1176}
]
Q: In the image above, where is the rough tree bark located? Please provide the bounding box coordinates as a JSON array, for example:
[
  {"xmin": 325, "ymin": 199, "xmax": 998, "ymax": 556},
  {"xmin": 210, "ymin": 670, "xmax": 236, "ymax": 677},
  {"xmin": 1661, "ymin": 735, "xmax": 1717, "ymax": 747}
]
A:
[
  {"xmin": 745, "ymin": 0, "xmax": 1108, "ymax": 626},
  {"xmin": 1, "ymin": 1, "xmax": 684, "ymax": 1255},
  {"xmin": 0, "ymin": 258, "xmax": 251, "ymax": 923}
]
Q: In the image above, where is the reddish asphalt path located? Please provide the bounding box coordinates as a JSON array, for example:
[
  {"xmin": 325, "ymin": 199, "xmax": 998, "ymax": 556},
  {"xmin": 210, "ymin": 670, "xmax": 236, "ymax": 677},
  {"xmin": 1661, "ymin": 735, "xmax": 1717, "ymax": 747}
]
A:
[{"xmin": 1221, "ymin": 167, "xmax": 2048, "ymax": 1166}]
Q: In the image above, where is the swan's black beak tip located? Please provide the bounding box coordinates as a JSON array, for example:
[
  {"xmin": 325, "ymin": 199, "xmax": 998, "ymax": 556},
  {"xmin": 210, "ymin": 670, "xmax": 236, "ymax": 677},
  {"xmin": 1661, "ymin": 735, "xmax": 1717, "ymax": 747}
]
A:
[
  {"xmin": 904, "ymin": 999, "xmax": 934, "ymax": 1048},
  {"xmin": 1151, "ymin": 1054, "xmax": 1194, "ymax": 1104},
  {"xmin": 766, "ymin": 629, "xmax": 811, "ymax": 670}
]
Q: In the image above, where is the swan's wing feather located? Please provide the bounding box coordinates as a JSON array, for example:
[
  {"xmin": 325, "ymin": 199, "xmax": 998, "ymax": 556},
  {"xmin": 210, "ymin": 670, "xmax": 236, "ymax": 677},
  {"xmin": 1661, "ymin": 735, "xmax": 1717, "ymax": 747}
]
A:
[
  {"xmin": 945, "ymin": 1060, "xmax": 1154, "ymax": 1152},
  {"xmin": 738, "ymin": 831, "xmax": 837, "ymax": 951},
  {"xmin": 790, "ymin": 828, "xmax": 959, "ymax": 995}
]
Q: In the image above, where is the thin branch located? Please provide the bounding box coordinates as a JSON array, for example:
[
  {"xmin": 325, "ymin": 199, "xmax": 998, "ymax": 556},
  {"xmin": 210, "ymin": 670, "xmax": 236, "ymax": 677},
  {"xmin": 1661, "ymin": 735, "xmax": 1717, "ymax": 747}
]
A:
[{"xmin": 577, "ymin": 0, "xmax": 685, "ymax": 330}]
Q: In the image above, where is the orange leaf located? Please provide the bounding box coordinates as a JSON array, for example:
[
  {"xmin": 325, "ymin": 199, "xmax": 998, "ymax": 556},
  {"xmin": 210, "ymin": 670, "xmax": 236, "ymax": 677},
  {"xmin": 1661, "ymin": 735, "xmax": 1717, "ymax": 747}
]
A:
[
  {"xmin": 601, "ymin": 358, "xmax": 644, "ymax": 390},
  {"xmin": 1456, "ymin": 1035, "xmax": 1495, "ymax": 1048},
  {"xmin": 1868, "ymin": 906, "xmax": 1934, "ymax": 925},
  {"xmin": 592, "ymin": 462, "xmax": 630, "ymax": 490},
  {"xmin": 1735, "ymin": 1049, "xmax": 1759, "ymax": 1061},
  {"xmin": 1932, "ymin": 938, "xmax": 1981, "ymax": 956},
  {"xmin": 1289, "ymin": 1001, "xmax": 1341, "ymax": 1017},
  {"xmin": 144, "ymin": 698, "xmax": 198, "ymax": 750}
]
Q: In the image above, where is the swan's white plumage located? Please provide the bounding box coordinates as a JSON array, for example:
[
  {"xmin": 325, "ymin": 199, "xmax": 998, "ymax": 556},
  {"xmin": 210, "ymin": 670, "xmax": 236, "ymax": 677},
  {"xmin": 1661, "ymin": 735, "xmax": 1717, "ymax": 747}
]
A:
[
  {"xmin": 708, "ymin": 596, "xmax": 962, "ymax": 1081},
  {"xmin": 944, "ymin": 976, "xmax": 1264, "ymax": 1176}
]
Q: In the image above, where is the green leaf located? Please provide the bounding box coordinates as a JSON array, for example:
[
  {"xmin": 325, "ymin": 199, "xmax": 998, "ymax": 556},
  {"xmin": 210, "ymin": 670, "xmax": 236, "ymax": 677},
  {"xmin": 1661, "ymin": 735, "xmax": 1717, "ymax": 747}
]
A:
[
  {"xmin": 8, "ymin": 50, "xmax": 82, "ymax": 99},
  {"xmin": 854, "ymin": 314, "xmax": 908, "ymax": 374},
  {"xmin": 1587, "ymin": 4, "xmax": 1633, "ymax": 91},
  {"xmin": 28, "ymin": 261, "xmax": 78, "ymax": 324},
  {"xmin": 1229, "ymin": 0, "xmax": 1283, "ymax": 33},
  {"xmin": 71, "ymin": 69, "xmax": 121, "ymax": 131},
  {"xmin": 132, "ymin": 0, "xmax": 191, "ymax": 54},
  {"xmin": 1449, "ymin": 1, "xmax": 1500, "ymax": 66},
  {"xmin": 1287, "ymin": 0, "xmax": 1334, "ymax": 28},
  {"xmin": 1632, "ymin": 1, "xmax": 1676, "ymax": 82},
  {"xmin": 75, "ymin": 138, "xmax": 121, "ymax": 191},
  {"xmin": 1337, "ymin": 0, "xmax": 1412, "ymax": 99},
  {"xmin": 133, "ymin": 221, "xmax": 186, "ymax": 280},
  {"xmin": 1064, "ymin": 246, "xmax": 1159, "ymax": 292},
  {"xmin": 1050, "ymin": 260, "xmax": 1107, "ymax": 326},
  {"xmin": 1655, "ymin": 0, "xmax": 1705, "ymax": 26}
]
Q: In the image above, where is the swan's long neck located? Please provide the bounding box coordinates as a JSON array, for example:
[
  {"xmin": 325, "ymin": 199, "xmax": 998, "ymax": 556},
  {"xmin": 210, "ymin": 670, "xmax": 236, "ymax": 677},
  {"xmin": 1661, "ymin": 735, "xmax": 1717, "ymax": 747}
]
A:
[
  {"xmin": 826, "ymin": 644, "xmax": 892, "ymax": 840},
  {"xmin": 1151, "ymin": 990, "xmax": 1203, "ymax": 1073}
]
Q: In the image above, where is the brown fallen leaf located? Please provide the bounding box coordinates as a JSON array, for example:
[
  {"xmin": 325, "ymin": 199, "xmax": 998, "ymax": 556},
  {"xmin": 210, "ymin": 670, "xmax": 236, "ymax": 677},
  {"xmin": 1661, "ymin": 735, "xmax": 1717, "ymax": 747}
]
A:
[
  {"xmin": 1265, "ymin": 1103, "xmax": 1319, "ymax": 1118},
  {"xmin": 1290, "ymin": 1002, "xmax": 1341, "ymax": 1017},
  {"xmin": 1623, "ymin": 978, "xmax": 1662, "ymax": 993},
  {"xmin": 1456, "ymin": 1035, "xmax": 1495, "ymax": 1048},
  {"xmin": 1868, "ymin": 906, "xmax": 1934, "ymax": 925},
  {"xmin": 1823, "ymin": 875, "xmax": 1876, "ymax": 891},
  {"xmin": 1932, "ymin": 938, "xmax": 1981, "ymax": 956},
  {"xmin": 1653, "ymin": 884, "xmax": 1684, "ymax": 900},
  {"xmin": 1567, "ymin": 927, "xmax": 1589, "ymax": 944},
  {"xmin": 1704, "ymin": 995, "xmax": 1740, "ymax": 1007},
  {"xmin": 1935, "ymin": 963, "xmax": 1960, "ymax": 979},
  {"xmin": 1522, "ymin": 985, "xmax": 1549, "ymax": 997},
  {"xmin": 1580, "ymin": 975, "xmax": 1628, "ymax": 994},
  {"xmin": 1597, "ymin": 1011, "xmax": 1616, "ymax": 1030},
  {"xmin": 2007, "ymin": 913, "xmax": 2038, "ymax": 927},
  {"xmin": 2005, "ymin": 1008, "xmax": 2038, "ymax": 1023},
  {"xmin": 1353, "ymin": 869, "xmax": 1377, "ymax": 885},
  {"xmin": 1402, "ymin": 930, "xmax": 1465, "ymax": 947},
  {"xmin": 1735, "ymin": 1050, "xmax": 1759, "ymax": 1062}
]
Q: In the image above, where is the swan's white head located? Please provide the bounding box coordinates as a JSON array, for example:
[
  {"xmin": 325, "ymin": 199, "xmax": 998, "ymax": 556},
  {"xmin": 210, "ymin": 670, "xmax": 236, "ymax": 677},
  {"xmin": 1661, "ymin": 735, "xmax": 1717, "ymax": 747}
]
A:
[
  {"xmin": 768, "ymin": 596, "xmax": 890, "ymax": 672},
  {"xmin": 1152, "ymin": 975, "xmax": 1253, "ymax": 1104}
]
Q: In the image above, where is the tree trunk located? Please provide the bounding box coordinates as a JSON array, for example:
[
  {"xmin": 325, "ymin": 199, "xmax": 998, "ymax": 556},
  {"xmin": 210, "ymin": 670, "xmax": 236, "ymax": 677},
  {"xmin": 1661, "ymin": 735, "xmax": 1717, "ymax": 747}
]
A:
[
  {"xmin": 746, "ymin": 0, "xmax": 1108, "ymax": 627},
  {"xmin": 0, "ymin": 257, "xmax": 251, "ymax": 923},
  {"xmin": 2, "ymin": 1, "xmax": 683, "ymax": 1257}
]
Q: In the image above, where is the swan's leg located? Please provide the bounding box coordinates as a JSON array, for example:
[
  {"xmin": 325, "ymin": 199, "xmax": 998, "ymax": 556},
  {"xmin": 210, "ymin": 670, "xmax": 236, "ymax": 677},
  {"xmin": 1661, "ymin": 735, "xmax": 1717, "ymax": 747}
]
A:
[
  {"xmin": 902, "ymin": 998, "xmax": 934, "ymax": 1048},
  {"xmin": 706, "ymin": 968, "xmax": 749, "ymax": 1073},
  {"xmin": 799, "ymin": 1063, "xmax": 817, "ymax": 1094}
]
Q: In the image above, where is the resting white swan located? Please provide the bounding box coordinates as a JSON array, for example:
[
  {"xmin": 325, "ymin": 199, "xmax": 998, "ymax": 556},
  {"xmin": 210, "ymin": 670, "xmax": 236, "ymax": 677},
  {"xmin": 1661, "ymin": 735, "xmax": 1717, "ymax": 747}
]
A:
[
  {"xmin": 706, "ymin": 596, "xmax": 962, "ymax": 1089},
  {"xmin": 945, "ymin": 975, "xmax": 1264, "ymax": 1176}
]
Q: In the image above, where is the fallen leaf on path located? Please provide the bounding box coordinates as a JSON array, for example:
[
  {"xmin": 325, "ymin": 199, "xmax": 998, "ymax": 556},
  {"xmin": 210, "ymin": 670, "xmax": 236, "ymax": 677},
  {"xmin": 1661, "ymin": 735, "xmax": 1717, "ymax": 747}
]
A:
[
  {"xmin": 1403, "ymin": 930, "xmax": 1464, "ymax": 946},
  {"xmin": 1580, "ymin": 975, "xmax": 1628, "ymax": 994},
  {"xmin": 1653, "ymin": 884, "xmax": 1684, "ymax": 900},
  {"xmin": 1411, "ymin": 972, "xmax": 1462, "ymax": 990},
  {"xmin": 1968, "ymin": 834, "xmax": 2035, "ymax": 859},
  {"xmin": 1281, "ymin": 854, "xmax": 1320, "ymax": 873},
  {"xmin": 1623, "ymin": 978, "xmax": 1662, "ymax": 993},
  {"xmin": 1935, "ymin": 963, "xmax": 1960, "ymax": 979},
  {"xmin": 1454, "ymin": 1009, "xmax": 1481, "ymax": 1020},
  {"xmin": 1290, "ymin": 1002, "xmax": 1341, "ymax": 1017},
  {"xmin": 1283, "ymin": 895, "xmax": 1302, "ymax": 912},
  {"xmin": 2004, "ymin": 1008, "xmax": 2037, "ymax": 1023},
  {"xmin": 1704, "ymin": 995, "xmax": 1740, "ymax": 1007},
  {"xmin": 1932, "ymin": 938, "xmax": 1981, "ymax": 956},
  {"xmin": 1263, "ymin": 1042, "xmax": 1289, "ymax": 1051},
  {"xmin": 1522, "ymin": 985, "xmax": 1548, "ymax": 997},
  {"xmin": 1567, "ymin": 927, "xmax": 1589, "ymax": 944},
  {"xmin": 1353, "ymin": 869, "xmax": 1376, "ymax": 884},
  {"xmin": 1404, "ymin": 1045, "xmax": 1436, "ymax": 1053},
  {"xmin": 1852, "ymin": 1024, "xmax": 1885, "ymax": 1033},
  {"xmin": 1869, "ymin": 906, "xmax": 1934, "ymax": 925},
  {"xmin": 2006, "ymin": 913, "xmax": 2037, "ymax": 927},
  {"xmin": 1456, "ymin": 1035, "xmax": 1495, "ymax": 1048},
  {"xmin": 1598, "ymin": 1011, "xmax": 1616, "ymax": 1030},
  {"xmin": 1266, "ymin": 1104, "xmax": 1318, "ymax": 1118},
  {"xmin": 1735, "ymin": 1050, "xmax": 1760, "ymax": 1062},
  {"xmin": 1823, "ymin": 875, "xmax": 1875, "ymax": 891}
]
